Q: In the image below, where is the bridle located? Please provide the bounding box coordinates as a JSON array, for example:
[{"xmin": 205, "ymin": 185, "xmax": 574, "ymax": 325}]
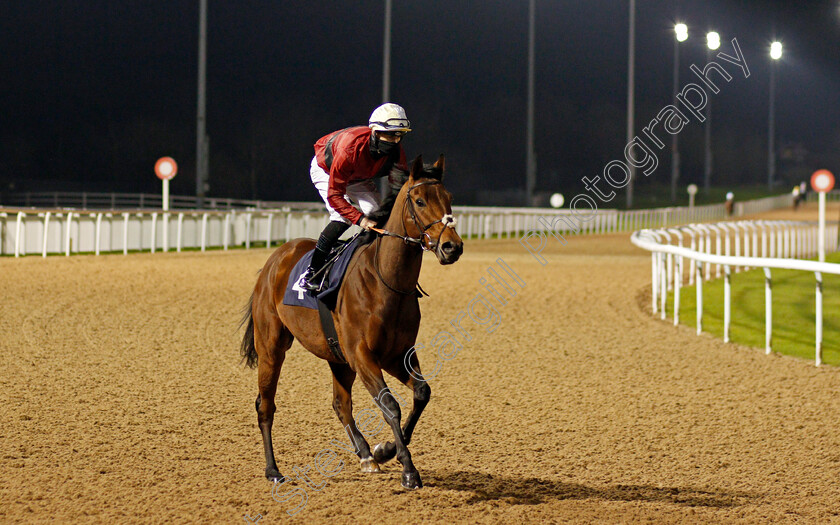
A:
[
  {"xmin": 372, "ymin": 180, "xmax": 456, "ymax": 252},
  {"xmin": 371, "ymin": 179, "xmax": 457, "ymax": 295}
]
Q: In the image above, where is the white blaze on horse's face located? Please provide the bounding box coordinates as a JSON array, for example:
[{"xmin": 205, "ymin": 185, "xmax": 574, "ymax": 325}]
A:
[{"xmin": 431, "ymin": 212, "xmax": 462, "ymax": 265}]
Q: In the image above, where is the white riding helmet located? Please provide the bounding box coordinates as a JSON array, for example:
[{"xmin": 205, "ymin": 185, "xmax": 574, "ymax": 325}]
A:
[{"xmin": 368, "ymin": 103, "xmax": 412, "ymax": 134}]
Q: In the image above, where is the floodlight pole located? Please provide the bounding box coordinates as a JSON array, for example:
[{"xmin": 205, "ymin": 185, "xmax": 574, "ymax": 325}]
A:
[
  {"xmin": 196, "ymin": 0, "xmax": 208, "ymax": 207},
  {"xmin": 819, "ymin": 191, "xmax": 826, "ymax": 262},
  {"xmin": 703, "ymin": 46, "xmax": 713, "ymax": 193},
  {"xmin": 526, "ymin": 0, "xmax": 536, "ymax": 206},
  {"xmin": 626, "ymin": 0, "xmax": 636, "ymax": 208},
  {"xmin": 383, "ymin": 0, "xmax": 391, "ymax": 103},
  {"xmin": 671, "ymin": 34, "xmax": 681, "ymax": 202},
  {"xmin": 380, "ymin": 0, "xmax": 392, "ymax": 197},
  {"xmin": 768, "ymin": 56, "xmax": 777, "ymax": 190}
]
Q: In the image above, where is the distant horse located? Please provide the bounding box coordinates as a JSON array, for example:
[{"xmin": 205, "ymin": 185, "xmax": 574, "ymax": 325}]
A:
[{"xmin": 240, "ymin": 155, "xmax": 463, "ymax": 489}]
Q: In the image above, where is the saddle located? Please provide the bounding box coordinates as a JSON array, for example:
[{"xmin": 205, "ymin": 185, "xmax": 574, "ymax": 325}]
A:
[
  {"xmin": 281, "ymin": 233, "xmax": 375, "ymax": 363},
  {"xmin": 281, "ymin": 230, "xmax": 424, "ymax": 364}
]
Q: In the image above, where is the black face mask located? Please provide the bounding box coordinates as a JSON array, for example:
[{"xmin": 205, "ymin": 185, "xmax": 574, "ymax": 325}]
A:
[{"xmin": 371, "ymin": 135, "xmax": 399, "ymax": 158}]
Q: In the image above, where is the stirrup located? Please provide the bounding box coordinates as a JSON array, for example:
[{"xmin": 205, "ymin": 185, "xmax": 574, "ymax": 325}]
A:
[{"xmin": 301, "ymin": 268, "xmax": 323, "ymax": 293}]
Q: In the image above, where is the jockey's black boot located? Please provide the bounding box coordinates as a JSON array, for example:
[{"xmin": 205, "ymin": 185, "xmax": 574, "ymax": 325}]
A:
[
  {"xmin": 302, "ymin": 220, "xmax": 351, "ymax": 293},
  {"xmin": 301, "ymin": 246, "xmax": 329, "ymax": 293}
]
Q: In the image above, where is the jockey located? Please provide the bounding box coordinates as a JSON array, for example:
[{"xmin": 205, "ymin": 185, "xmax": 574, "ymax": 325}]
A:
[{"xmin": 300, "ymin": 103, "xmax": 412, "ymax": 292}]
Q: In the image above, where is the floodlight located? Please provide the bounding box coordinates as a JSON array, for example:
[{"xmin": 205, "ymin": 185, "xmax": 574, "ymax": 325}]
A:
[
  {"xmin": 707, "ymin": 31, "xmax": 720, "ymax": 50},
  {"xmin": 675, "ymin": 23, "xmax": 688, "ymax": 42}
]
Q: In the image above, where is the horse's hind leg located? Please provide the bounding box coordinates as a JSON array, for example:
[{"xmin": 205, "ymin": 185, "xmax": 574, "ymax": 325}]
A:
[
  {"xmin": 373, "ymin": 354, "xmax": 431, "ymax": 465},
  {"xmin": 328, "ymin": 362, "xmax": 380, "ymax": 473},
  {"xmin": 255, "ymin": 315, "xmax": 293, "ymax": 482}
]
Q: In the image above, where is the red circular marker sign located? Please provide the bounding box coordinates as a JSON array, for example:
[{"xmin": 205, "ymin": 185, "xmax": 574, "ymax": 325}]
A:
[
  {"xmin": 811, "ymin": 169, "xmax": 835, "ymax": 193},
  {"xmin": 155, "ymin": 157, "xmax": 178, "ymax": 181}
]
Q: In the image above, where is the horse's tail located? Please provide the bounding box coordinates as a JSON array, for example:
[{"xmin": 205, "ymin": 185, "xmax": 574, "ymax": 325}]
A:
[{"xmin": 239, "ymin": 290, "xmax": 258, "ymax": 369}]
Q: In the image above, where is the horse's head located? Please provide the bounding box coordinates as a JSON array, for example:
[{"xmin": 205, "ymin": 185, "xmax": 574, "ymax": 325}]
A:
[{"xmin": 394, "ymin": 155, "xmax": 463, "ymax": 265}]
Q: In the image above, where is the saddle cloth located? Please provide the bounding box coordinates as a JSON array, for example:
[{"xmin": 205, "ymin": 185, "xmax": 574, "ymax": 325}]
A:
[{"xmin": 282, "ymin": 236, "xmax": 368, "ymax": 310}]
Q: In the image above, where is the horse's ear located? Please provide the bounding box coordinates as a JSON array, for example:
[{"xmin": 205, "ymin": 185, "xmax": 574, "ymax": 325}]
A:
[
  {"xmin": 433, "ymin": 154, "xmax": 445, "ymax": 173},
  {"xmin": 409, "ymin": 155, "xmax": 424, "ymax": 181}
]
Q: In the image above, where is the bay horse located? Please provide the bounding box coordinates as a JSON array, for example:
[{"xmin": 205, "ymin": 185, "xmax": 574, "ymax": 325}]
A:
[{"xmin": 240, "ymin": 155, "xmax": 463, "ymax": 489}]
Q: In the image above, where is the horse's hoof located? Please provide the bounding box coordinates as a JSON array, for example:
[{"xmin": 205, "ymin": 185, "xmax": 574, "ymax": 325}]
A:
[
  {"xmin": 401, "ymin": 471, "xmax": 423, "ymax": 490},
  {"xmin": 265, "ymin": 468, "xmax": 285, "ymax": 483},
  {"xmin": 373, "ymin": 442, "xmax": 396, "ymax": 463},
  {"xmin": 360, "ymin": 457, "xmax": 382, "ymax": 473}
]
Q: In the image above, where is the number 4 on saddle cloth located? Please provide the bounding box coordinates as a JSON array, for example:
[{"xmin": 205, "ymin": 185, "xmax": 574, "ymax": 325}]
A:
[{"xmin": 283, "ymin": 233, "xmax": 372, "ymax": 311}]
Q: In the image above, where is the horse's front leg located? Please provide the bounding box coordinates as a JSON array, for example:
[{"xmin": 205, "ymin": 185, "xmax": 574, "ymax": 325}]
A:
[
  {"xmin": 356, "ymin": 352, "xmax": 422, "ymax": 489},
  {"xmin": 373, "ymin": 355, "xmax": 430, "ymax": 465}
]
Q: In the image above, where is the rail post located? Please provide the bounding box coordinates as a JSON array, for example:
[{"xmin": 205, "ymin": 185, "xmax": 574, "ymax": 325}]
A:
[
  {"xmin": 651, "ymin": 251, "xmax": 659, "ymax": 314},
  {"xmin": 709, "ymin": 224, "xmax": 723, "ymax": 278},
  {"xmin": 95, "ymin": 213, "xmax": 103, "ymax": 255},
  {"xmin": 685, "ymin": 226, "xmax": 697, "ymax": 286},
  {"xmin": 783, "ymin": 222, "xmax": 791, "ymax": 259},
  {"xmin": 815, "ymin": 272, "xmax": 823, "ymax": 366},
  {"xmin": 177, "ymin": 213, "xmax": 184, "ymax": 252},
  {"xmin": 696, "ymin": 224, "xmax": 713, "ymax": 281},
  {"xmin": 123, "ymin": 212, "xmax": 130, "ymax": 255},
  {"xmin": 658, "ymin": 230, "xmax": 674, "ymax": 292},
  {"xmin": 668, "ymin": 228, "xmax": 685, "ymax": 325},
  {"xmin": 673, "ymin": 229, "xmax": 686, "ymax": 325},
  {"xmin": 223, "ymin": 212, "xmax": 231, "ymax": 250},
  {"xmin": 266, "ymin": 213, "xmax": 273, "ymax": 249},
  {"xmin": 64, "ymin": 212, "xmax": 73, "ymax": 256},
  {"xmin": 720, "ymin": 223, "xmax": 733, "ymax": 272},
  {"xmin": 696, "ymin": 259, "xmax": 703, "ymax": 334},
  {"xmin": 283, "ymin": 211, "xmax": 291, "ymax": 242},
  {"xmin": 659, "ymin": 251, "xmax": 667, "ymax": 320},
  {"xmin": 723, "ymin": 265, "xmax": 731, "ymax": 343},
  {"xmin": 223, "ymin": 213, "xmax": 230, "ymax": 250},
  {"xmin": 162, "ymin": 211, "xmax": 169, "ymax": 253},
  {"xmin": 201, "ymin": 213, "xmax": 208, "ymax": 252},
  {"xmin": 15, "ymin": 211, "xmax": 25, "ymax": 257},
  {"xmin": 675, "ymin": 249, "xmax": 682, "ymax": 325},
  {"xmin": 42, "ymin": 211, "xmax": 51, "ymax": 258},
  {"xmin": 245, "ymin": 212, "xmax": 252, "ymax": 249},
  {"xmin": 150, "ymin": 213, "xmax": 157, "ymax": 254},
  {"xmin": 768, "ymin": 222, "xmax": 777, "ymax": 258},
  {"xmin": 764, "ymin": 267, "xmax": 772, "ymax": 354},
  {"xmin": 732, "ymin": 223, "xmax": 742, "ymax": 270}
]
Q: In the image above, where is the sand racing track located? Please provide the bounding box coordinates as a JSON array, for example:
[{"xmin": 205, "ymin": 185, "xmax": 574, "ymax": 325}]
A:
[{"xmin": 2, "ymin": 204, "xmax": 839, "ymax": 524}]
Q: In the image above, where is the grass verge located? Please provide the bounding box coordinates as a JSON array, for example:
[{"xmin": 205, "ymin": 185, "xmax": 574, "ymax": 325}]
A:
[{"xmin": 666, "ymin": 252, "xmax": 840, "ymax": 366}]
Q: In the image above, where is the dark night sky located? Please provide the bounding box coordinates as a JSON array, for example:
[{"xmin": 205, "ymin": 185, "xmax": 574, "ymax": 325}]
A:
[{"xmin": 1, "ymin": 1, "xmax": 839, "ymax": 205}]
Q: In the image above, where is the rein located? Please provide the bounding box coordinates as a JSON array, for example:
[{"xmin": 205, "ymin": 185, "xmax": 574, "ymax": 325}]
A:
[{"xmin": 372, "ymin": 235, "xmax": 418, "ymax": 296}]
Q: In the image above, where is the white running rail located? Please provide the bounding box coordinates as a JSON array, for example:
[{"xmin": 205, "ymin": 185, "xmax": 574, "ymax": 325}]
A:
[
  {"xmin": 0, "ymin": 200, "xmax": 735, "ymax": 258},
  {"xmin": 0, "ymin": 193, "xmax": 796, "ymax": 261},
  {"xmin": 0, "ymin": 208, "xmax": 332, "ymax": 257},
  {"xmin": 631, "ymin": 220, "xmax": 840, "ymax": 366}
]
